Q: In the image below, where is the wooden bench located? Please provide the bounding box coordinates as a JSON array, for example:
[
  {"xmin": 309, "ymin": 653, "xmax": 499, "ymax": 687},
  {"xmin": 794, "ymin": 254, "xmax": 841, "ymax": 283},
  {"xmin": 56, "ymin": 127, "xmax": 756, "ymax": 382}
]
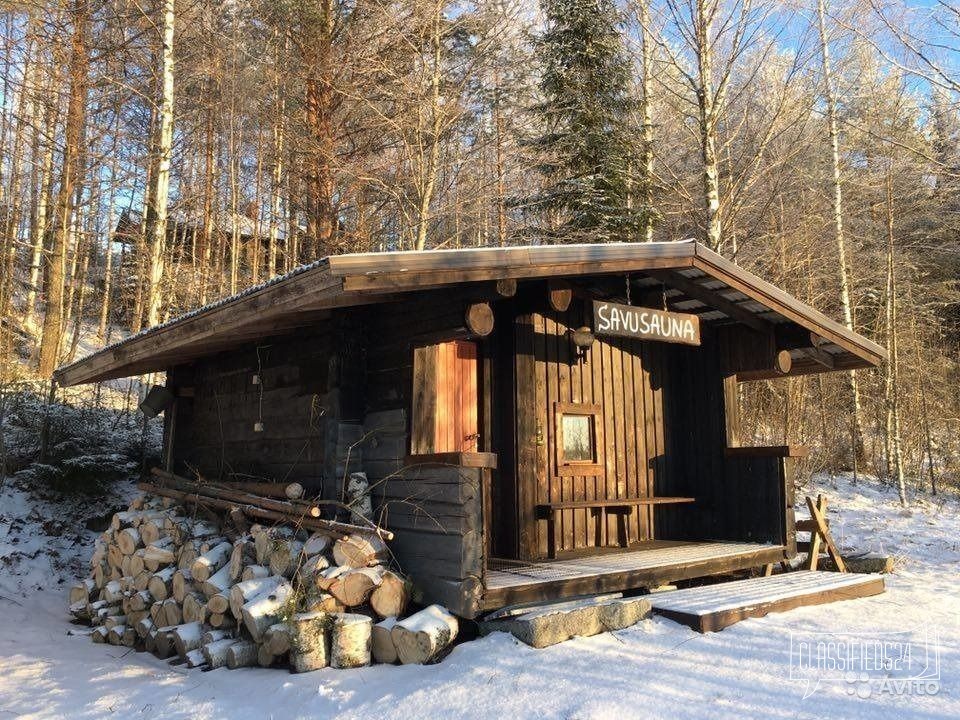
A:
[{"xmin": 536, "ymin": 497, "xmax": 695, "ymax": 558}]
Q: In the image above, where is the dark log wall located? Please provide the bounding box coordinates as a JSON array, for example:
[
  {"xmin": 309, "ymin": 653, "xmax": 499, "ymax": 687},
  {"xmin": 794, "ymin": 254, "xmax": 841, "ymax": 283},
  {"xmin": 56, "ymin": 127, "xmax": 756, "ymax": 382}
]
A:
[
  {"xmin": 656, "ymin": 331, "xmax": 794, "ymax": 549},
  {"xmin": 165, "ymin": 313, "xmax": 364, "ymax": 496},
  {"xmin": 359, "ymin": 291, "xmax": 489, "ymax": 618},
  {"xmin": 512, "ymin": 298, "xmax": 671, "ymax": 560}
]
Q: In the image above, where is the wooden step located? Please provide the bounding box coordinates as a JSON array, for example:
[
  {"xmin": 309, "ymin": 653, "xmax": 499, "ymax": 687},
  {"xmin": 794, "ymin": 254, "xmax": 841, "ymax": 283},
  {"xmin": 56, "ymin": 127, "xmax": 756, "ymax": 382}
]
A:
[{"xmin": 648, "ymin": 570, "xmax": 885, "ymax": 632}]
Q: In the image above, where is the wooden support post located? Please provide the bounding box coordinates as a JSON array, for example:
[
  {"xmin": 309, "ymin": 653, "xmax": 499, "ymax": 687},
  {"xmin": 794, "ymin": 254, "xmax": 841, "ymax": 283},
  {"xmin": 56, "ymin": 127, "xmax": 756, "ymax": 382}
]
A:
[{"xmin": 805, "ymin": 495, "xmax": 847, "ymax": 573}]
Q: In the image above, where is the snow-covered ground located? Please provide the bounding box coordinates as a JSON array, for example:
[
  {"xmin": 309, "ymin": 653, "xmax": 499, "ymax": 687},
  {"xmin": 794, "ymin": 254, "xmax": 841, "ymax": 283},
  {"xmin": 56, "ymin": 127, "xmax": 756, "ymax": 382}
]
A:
[{"xmin": 0, "ymin": 474, "xmax": 957, "ymax": 720}]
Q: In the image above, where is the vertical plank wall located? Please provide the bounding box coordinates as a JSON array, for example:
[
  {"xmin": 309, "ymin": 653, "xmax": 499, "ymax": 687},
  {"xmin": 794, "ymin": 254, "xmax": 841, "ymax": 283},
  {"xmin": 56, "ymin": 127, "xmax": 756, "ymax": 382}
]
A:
[{"xmin": 514, "ymin": 299, "xmax": 671, "ymax": 560}]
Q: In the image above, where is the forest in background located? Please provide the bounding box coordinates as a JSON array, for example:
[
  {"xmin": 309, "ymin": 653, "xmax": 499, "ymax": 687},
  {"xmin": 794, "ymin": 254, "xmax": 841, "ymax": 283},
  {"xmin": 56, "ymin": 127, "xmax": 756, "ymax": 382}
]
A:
[{"xmin": 0, "ymin": 0, "xmax": 957, "ymax": 498}]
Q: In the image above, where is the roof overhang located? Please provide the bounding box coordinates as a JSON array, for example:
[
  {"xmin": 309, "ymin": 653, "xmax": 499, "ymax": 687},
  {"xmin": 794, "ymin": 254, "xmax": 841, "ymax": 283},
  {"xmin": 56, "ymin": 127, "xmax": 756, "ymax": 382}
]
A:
[{"xmin": 54, "ymin": 241, "xmax": 886, "ymax": 387}]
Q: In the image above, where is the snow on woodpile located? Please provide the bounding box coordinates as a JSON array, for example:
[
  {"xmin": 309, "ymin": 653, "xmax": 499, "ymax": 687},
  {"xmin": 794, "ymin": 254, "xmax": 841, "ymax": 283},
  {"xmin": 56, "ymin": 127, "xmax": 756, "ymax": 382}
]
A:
[{"xmin": 68, "ymin": 487, "xmax": 460, "ymax": 671}]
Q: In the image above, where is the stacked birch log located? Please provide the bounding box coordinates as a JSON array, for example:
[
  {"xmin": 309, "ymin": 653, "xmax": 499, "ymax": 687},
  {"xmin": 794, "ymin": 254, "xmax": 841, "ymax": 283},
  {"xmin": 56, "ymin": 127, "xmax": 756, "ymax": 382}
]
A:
[{"xmin": 69, "ymin": 483, "xmax": 459, "ymax": 671}]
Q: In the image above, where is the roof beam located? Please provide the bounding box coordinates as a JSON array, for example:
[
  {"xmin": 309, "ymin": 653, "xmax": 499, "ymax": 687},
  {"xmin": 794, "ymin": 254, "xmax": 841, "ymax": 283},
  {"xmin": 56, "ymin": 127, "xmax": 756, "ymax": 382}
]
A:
[{"xmin": 644, "ymin": 269, "xmax": 770, "ymax": 333}]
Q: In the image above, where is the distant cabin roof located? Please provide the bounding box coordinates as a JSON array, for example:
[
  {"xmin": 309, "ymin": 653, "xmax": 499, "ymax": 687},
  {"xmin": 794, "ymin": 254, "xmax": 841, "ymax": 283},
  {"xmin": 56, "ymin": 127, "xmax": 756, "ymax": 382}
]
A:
[{"xmin": 55, "ymin": 240, "xmax": 886, "ymax": 386}]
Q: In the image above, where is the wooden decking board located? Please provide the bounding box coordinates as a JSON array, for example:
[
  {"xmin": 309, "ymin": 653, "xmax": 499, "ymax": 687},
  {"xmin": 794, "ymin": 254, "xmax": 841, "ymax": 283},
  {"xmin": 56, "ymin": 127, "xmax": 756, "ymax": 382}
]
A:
[
  {"xmin": 648, "ymin": 570, "xmax": 886, "ymax": 632},
  {"xmin": 486, "ymin": 541, "xmax": 772, "ymax": 589}
]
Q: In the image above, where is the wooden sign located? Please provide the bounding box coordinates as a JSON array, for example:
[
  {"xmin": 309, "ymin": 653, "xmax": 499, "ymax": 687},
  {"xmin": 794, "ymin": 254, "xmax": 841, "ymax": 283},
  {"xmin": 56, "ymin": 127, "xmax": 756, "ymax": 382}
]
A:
[{"xmin": 592, "ymin": 300, "xmax": 701, "ymax": 346}]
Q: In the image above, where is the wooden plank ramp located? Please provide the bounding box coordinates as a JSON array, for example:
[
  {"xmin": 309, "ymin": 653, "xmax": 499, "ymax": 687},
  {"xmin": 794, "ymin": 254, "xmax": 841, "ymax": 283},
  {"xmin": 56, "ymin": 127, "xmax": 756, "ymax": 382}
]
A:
[{"xmin": 648, "ymin": 570, "xmax": 885, "ymax": 632}]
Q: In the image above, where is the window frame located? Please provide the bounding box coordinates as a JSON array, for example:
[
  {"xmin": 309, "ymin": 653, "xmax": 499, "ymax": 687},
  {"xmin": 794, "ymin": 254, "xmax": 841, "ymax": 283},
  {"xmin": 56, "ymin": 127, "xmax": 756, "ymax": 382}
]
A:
[{"xmin": 553, "ymin": 401, "xmax": 604, "ymax": 477}]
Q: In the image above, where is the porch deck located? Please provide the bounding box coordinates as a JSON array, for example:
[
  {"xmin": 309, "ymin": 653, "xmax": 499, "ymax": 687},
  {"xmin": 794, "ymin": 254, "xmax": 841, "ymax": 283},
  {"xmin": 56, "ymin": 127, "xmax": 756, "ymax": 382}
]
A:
[{"xmin": 483, "ymin": 540, "xmax": 785, "ymax": 610}]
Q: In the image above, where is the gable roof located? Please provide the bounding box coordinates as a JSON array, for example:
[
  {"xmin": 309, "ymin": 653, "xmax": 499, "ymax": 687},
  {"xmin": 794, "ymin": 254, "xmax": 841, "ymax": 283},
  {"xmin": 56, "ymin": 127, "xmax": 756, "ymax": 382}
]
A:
[{"xmin": 54, "ymin": 240, "xmax": 885, "ymax": 386}]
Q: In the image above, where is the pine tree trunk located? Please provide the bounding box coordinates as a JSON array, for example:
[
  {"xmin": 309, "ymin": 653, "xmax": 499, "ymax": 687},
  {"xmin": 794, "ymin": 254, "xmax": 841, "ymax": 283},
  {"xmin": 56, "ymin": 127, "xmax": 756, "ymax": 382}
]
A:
[
  {"xmin": 38, "ymin": 0, "xmax": 89, "ymax": 376},
  {"xmin": 415, "ymin": 3, "xmax": 444, "ymax": 252}
]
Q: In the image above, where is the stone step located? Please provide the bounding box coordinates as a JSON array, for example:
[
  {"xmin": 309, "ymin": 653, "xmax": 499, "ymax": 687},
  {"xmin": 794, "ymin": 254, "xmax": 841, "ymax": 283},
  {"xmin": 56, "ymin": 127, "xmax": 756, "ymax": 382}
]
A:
[{"xmin": 479, "ymin": 593, "xmax": 652, "ymax": 648}]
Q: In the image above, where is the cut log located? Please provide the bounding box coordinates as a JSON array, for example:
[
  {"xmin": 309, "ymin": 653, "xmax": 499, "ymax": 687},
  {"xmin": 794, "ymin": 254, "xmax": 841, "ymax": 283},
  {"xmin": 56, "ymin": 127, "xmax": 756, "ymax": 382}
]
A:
[
  {"xmin": 332, "ymin": 534, "xmax": 388, "ymax": 568},
  {"xmin": 329, "ymin": 567, "xmax": 383, "ymax": 607},
  {"xmin": 268, "ymin": 540, "xmax": 304, "ymax": 578},
  {"xmin": 144, "ymin": 628, "xmax": 157, "ymax": 653},
  {"xmin": 315, "ymin": 565, "xmax": 350, "ymax": 591},
  {"xmin": 371, "ymin": 617, "xmax": 398, "ymax": 664},
  {"xmin": 241, "ymin": 580, "xmax": 294, "ymax": 642},
  {"xmin": 370, "ymin": 571, "xmax": 408, "ymax": 619},
  {"xmin": 103, "ymin": 614, "xmax": 127, "ymax": 631},
  {"xmin": 391, "ymin": 604, "xmax": 458, "ymax": 665},
  {"xmin": 162, "ymin": 598, "xmax": 182, "ymax": 627},
  {"xmin": 139, "ymin": 519, "xmax": 164, "ymax": 545},
  {"xmin": 149, "ymin": 601, "xmax": 165, "ymax": 626},
  {"xmin": 91, "ymin": 626, "xmax": 109, "ymax": 643},
  {"xmin": 182, "ymin": 593, "xmax": 207, "ymax": 624},
  {"xmin": 143, "ymin": 540, "xmax": 176, "ymax": 570},
  {"xmin": 465, "ymin": 301, "xmax": 495, "ymax": 337},
  {"xmin": 92, "ymin": 562, "xmax": 109, "ymax": 589},
  {"xmin": 185, "ymin": 648, "xmax": 207, "ymax": 669},
  {"xmin": 254, "ymin": 527, "xmax": 293, "ymax": 565},
  {"xmin": 241, "ymin": 564, "xmax": 271, "ymax": 581},
  {"xmin": 128, "ymin": 549, "xmax": 145, "ymax": 576},
  {"xmin": 133, "ymin": 570, "xmax": 152, "ymax": 592},
  {"xmin": 264, "ymin": 622, "xmax": 292, "ymax": 656},
  {"xmin": 299, "ymin": 554, "xmax": 330, "ymax": 579},
  {"xmin": 102, "ymin": 579, "xmax": 123, "ymax": 604},
  {"xmin": 69, "ymin": 579, "xmax": 96, "ymax": 605},
  {"xmin": 258, "ymin": 643, "xmax": 278, "ymax": 668},
  {"xmin": 117, "ymin": 527, "xmax": 141, "ymax": 556},
  {"xmin": 111, "ymin": 511, "xmax": 137, "ymax": 530},
  {"xmin": 191, "ymin": 541, "xmax": 233, "ymax": 583},
  {"xmin": 106, "ymin": 624, "xmax": 127, "ymax": 646},
  {"xmin": 201, "ymin": 628, "xmax": 233, "ymax": 644},
  {"xmin": 153, "ymin": 628, "xmax": 176, "ymax": 659},
  {"xmin": 303, "ymin": 533, "xmax": 331, "ymax": 557},
  {"xmin": 228, "ymin": 507, "xmax": 250, "ymax": 535},
  {"xmin": 225, "ymin": 640, "xmax": 258, "ymax": 669},
  {"xmin": 200, "ymin": 563, "xmax": 233, "ymax": 599},
  {"xmin": 229, "ymin": 576, "xmax": 283, "ymax": 621},
  {"xmin": 135, "ymin": 616, "xmax": 154, "ymax": 639},
  {"xmin": 171, "ymin": 621, "xmax": 204, "ymax": 658},
  {"xmin": 202, "ymin": 638, "xmax": 239, "ymax": 669},
  {"xmin": 304, "ymin": 589, "xmax": 344, "ymax": 615},
  {"xmin": 171, "ymin": 569, "xmax": 193, "ymax": 603},
  {"xmin": 208, "ymin": 613, "xmax": 227, "ymax": 629},
  {"xmin": 229, "ymin": 538, "xmax": 255, "ymax": 581},
  {"xmin": 207, "ymin": 591, "xmax": 231, "ymax": 616},
  {"xmin": 148, "ymin": 567, "xmax": 176, "ymax": 602},
  {"xmin": 128, "ymin": 590, "xmax": 153, "ymax": 613},
  {"xmin": 143, "ymin": 480, "xmax": 390, "ymax": 540},
  {"xmin": 330, "ymin": 613, "xmax": 372, "ymax": 669},
  {"xmin": 289, "ymin": 612, "xmax": 330, "ymax": 673}
]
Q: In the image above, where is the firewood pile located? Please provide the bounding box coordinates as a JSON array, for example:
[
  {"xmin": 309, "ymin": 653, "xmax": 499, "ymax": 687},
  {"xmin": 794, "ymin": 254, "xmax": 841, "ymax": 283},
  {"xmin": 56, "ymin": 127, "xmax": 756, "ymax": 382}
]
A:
[{"xmin": 67, "ymin": 469, "xmax": 459, "ymax": 670}]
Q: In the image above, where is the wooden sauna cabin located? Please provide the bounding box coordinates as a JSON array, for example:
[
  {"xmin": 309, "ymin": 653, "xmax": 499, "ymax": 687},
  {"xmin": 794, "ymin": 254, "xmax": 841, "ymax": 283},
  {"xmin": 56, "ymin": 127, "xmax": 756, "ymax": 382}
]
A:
[{"xmin": 55, "ymin": 241, "xmax": 885, "ymax": 619}]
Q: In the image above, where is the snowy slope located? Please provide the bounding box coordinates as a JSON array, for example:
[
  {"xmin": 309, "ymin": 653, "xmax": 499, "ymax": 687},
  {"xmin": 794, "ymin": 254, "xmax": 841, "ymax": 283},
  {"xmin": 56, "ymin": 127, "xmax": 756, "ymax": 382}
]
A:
[{"xmin": 0, "ymin": 475, "xmax": 957, "ymax": 720}]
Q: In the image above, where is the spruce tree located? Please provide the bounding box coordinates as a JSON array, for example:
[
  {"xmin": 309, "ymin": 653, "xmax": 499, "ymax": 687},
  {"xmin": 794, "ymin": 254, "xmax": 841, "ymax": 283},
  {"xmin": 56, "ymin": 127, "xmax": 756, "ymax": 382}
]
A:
[{"xmin": 524, "ymin": 0, "xmax": 646, "ymax": 242}]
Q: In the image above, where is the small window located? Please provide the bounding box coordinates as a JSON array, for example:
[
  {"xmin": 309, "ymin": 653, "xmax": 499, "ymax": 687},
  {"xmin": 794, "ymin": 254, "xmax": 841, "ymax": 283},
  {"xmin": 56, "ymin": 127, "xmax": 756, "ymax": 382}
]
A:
[
  {"xmin": 561, "ymin": 415, "xmax": 594, "ymax": 461},
  {"xmin": 554, "ymin": 402, "xmax": 603, "ymax": 476}
]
